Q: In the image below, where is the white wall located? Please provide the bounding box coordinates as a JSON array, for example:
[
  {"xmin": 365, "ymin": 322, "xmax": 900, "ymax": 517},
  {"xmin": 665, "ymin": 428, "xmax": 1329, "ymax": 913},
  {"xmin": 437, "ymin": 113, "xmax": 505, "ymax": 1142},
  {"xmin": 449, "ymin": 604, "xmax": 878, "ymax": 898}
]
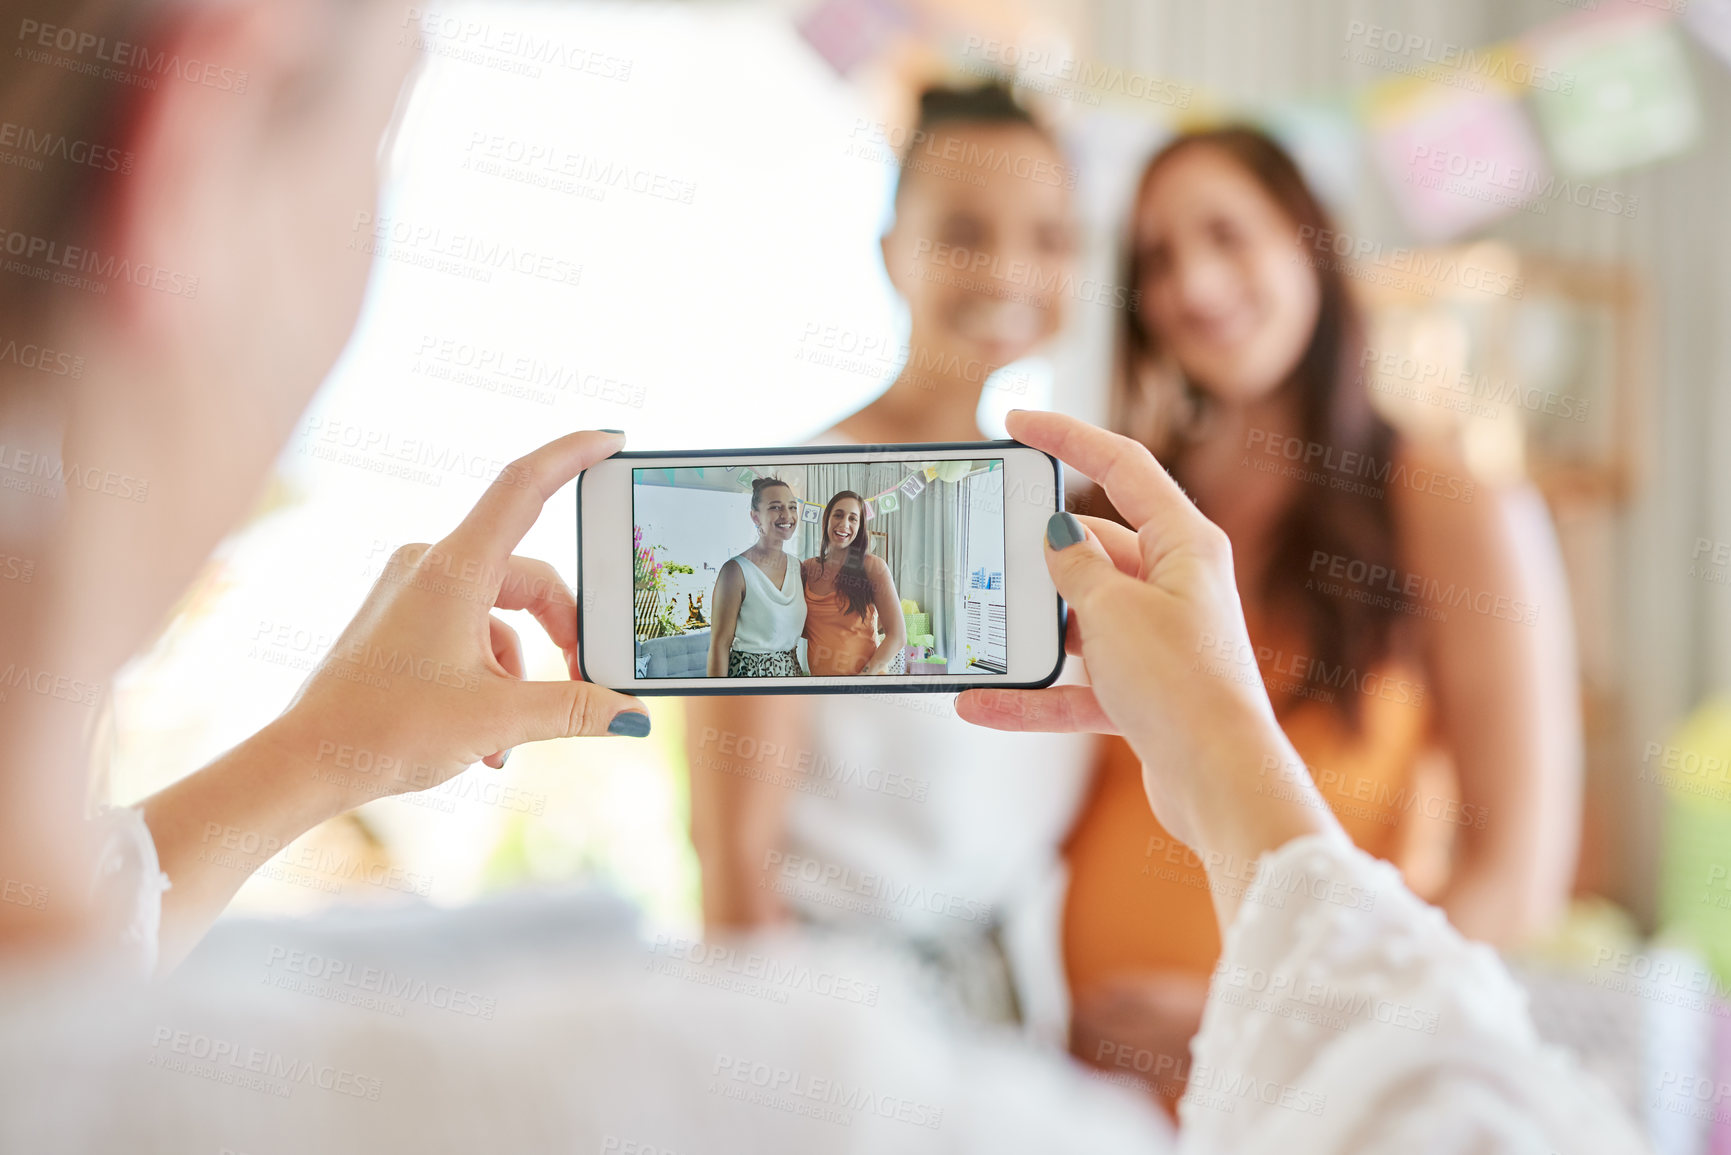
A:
[{"xmin": 633, "ymin": 484, "xmax": 766, "ymax": 611}]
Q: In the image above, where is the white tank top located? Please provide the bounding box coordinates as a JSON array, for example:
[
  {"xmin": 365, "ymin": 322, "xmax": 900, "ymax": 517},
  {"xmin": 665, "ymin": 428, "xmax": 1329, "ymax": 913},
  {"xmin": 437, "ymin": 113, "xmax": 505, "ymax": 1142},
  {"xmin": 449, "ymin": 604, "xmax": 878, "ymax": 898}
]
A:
[
  {"xmin": 780, "ymin": 426, "xmax": 1095, "ymax": 1044},
  {"xmin": 727, "ymin": 550, "xmax": 805, "ymax": 653}
]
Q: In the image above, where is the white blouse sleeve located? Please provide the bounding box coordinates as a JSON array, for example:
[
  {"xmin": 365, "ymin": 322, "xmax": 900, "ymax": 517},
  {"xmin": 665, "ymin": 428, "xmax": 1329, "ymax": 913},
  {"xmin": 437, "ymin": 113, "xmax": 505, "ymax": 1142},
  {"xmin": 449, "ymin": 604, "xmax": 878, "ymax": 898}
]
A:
[
  {"xmin": 1177, "ymin": 833, "xmax": 1647, "ymax": 1155},
  {"xmin": 87, "ymin": 806, "xmax": 171, "ymax": 976}
]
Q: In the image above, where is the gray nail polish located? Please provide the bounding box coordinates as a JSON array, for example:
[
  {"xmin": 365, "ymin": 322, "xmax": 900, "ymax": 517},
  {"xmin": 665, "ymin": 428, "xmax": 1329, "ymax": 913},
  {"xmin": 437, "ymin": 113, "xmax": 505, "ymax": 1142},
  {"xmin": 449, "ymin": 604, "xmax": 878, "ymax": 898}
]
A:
[
  {"xmin": 607, "ymin": 711, "xmax": 651, "ymax": 737},
  {"xmin": 599, "ymin": 429, "xmax": 625, "ymax": 435},
  {"xmin": 499, "ymin": 748, "xmax": 512, "ymax": 767},
  {"xmin": 1046, "ymin": 511, "xmax": 1085, "ymax": 550}
]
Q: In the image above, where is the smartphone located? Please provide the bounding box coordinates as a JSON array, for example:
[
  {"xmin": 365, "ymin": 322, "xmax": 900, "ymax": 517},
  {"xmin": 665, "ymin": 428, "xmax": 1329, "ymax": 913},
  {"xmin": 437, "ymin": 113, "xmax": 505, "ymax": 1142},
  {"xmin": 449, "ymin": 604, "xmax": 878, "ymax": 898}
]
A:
[{"xmin": 576, "ymin": 440, "xmax": 1065, "ymax": 694}]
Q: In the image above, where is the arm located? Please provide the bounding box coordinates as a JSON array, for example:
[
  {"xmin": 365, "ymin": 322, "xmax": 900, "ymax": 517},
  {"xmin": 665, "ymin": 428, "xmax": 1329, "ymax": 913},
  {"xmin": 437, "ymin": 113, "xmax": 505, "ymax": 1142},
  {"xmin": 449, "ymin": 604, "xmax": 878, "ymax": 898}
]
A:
[
  {"xmin": 0, "ymin": 695, "xmax": 107, "ymax": 959},
  {"xmin": 1396, "ymin": 449, "xmax": 1582, "ymax": 946},
  {"xmin": 683, "ymin": 692, "xmax": 810, "ymax": 928},
  {"xmin": 141, "ymin": 719, "xmax": 355, "ymax": 971},
  {"xmin": 138, "ymin": 432, "xmax": 651, "ymax": 971},
  {"xmin": 705, "ymin": 561, "xmax": 743, "ymax": 678},
  {"xmin": 860, "ymin": 556, "xmax": 906, "ymax": 675},
  {"xmin": 958, "ymin": 412, "xmax": 1335, "ymax": 931},
  {"xmin": 1184, "ymin": 833, "xmax": 1643, "ymax": 1155},
  {"xmin": 958, "ymin": 413, "xmax": 1642, "ymax": 1152}
]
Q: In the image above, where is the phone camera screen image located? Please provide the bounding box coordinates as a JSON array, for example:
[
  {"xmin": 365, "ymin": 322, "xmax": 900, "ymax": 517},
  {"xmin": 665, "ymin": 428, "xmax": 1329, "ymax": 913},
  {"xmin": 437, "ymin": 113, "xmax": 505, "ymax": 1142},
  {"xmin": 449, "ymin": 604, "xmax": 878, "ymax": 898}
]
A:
[{"xmin": 631, "ymin": 458, "xmax": 1008, "ymax": 681}]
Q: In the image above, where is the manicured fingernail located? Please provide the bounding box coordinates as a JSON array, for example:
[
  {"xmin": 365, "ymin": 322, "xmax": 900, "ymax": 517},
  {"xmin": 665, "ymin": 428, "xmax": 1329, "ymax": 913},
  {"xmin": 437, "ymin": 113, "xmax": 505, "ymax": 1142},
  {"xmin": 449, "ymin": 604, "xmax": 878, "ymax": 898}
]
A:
[
  {"xmin": 499, "ymin": 748, "xmax": 512, "ymax": 767},
  {"xmin": 599, "ymin": 429, "xmax": 624, "ymax": 435},
  {"xmin": 1046, "ymin": 511, "xmax": 1085, "ymax": 550},
  {"xmin": 607, "ymin": 711, "xmax": 651, "ymax": 737}
]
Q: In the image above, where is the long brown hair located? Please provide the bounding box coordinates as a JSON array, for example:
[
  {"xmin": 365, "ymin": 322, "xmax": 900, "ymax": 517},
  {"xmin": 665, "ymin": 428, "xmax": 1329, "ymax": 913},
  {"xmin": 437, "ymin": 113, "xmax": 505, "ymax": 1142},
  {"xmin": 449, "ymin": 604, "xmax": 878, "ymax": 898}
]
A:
[
  {"xmin": 817, "ymin": 491, "xmax": 873, "ymax": 620},
  {"xmin": 0, "ymin": 0, "xmax": 158, "ymax": 326},
  {"xmin": 1101, "ymin": 126, "xmax": 1403, "ymax": 727}
]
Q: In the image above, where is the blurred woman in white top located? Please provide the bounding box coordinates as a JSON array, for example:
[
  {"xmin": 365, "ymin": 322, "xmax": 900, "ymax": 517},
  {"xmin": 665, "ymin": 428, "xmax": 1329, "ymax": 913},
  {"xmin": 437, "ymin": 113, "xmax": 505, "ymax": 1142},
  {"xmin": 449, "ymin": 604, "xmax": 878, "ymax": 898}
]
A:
[
  {"xmin": 683, "ymin": 81, "xmax": 1093, "ymax": 1039},
  {"xmin": 705, "ymin": 478, "xmax": 807, "ymax": 678}
]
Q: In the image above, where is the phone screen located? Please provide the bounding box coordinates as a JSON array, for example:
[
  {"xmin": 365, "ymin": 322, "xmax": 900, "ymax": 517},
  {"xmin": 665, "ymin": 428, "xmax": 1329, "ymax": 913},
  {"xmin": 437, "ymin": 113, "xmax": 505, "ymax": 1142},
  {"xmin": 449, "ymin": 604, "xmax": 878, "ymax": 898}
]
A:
[{"xmin": 631, "ymin": 456, "xmax": 1007, "ymax": 680}]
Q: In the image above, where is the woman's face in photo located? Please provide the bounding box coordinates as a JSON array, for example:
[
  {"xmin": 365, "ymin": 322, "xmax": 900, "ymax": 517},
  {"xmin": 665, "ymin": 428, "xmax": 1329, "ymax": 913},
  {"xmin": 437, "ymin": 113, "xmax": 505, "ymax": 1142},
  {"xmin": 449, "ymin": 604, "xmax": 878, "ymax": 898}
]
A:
[
  {"xmin": 883, "ymin": 123, "xmax": 1078, "ymax": 374},
  {"xmin": 1132, "ymin": 145, "xmax": 1321, "ymax": 407},
  {"xmin": 752, "ymin": 486, "xmax": 799, "ymax": 544},
  {"xmin": 826, "ymin": 499, "xmax": 863, "ymax": 551}
]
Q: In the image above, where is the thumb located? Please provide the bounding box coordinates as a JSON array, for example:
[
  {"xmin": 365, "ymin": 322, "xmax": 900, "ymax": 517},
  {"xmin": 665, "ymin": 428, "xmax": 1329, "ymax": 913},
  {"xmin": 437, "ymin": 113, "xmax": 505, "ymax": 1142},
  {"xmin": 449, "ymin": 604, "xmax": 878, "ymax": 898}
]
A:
[
  {"xmin": 1044, "ymin": 512, "xmax": 1127, "ymax": 615},
  {"xmin": 510, "ymin": 679, "xmax": 652, "ymax": 741}
]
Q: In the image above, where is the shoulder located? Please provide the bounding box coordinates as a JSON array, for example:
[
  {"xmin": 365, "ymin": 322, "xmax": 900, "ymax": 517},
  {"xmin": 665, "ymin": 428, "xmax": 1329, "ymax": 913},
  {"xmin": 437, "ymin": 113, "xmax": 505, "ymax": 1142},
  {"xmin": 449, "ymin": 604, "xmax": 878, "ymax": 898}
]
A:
[
  {"xmin": 801, "ymin": 556, "xmax": 821, "ymax": 578},
  {"xmin": 1390, "ymin": 439, "xmax": 1556, "ymax": 600},
  {"xmin": 862, "ymin": 554, "xmax": 895, "ymax": 588},
  {"xmin": 1391, "ymin": 439, "xmax": 1509, "ymax": 541},
  {"xmin": 717, "ymin": 557, "xmax": 744, "ymax": 584}
]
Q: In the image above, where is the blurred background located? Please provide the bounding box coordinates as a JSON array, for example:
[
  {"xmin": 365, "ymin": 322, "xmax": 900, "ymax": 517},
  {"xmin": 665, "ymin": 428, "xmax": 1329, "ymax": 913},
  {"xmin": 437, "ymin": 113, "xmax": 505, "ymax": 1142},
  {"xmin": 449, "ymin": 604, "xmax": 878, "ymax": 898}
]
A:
[{"xmin": 106, "ymin": 0, "xmax": 1731, "ymax": 1029}]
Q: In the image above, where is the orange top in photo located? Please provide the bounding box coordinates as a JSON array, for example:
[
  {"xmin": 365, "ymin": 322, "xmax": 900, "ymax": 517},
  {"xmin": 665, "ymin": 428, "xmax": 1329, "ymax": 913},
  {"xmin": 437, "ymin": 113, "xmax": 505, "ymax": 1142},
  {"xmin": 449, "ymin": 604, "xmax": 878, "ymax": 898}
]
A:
[{"xmin": 802, "ymin": 558, "xmax": 880, "ymax": 676}]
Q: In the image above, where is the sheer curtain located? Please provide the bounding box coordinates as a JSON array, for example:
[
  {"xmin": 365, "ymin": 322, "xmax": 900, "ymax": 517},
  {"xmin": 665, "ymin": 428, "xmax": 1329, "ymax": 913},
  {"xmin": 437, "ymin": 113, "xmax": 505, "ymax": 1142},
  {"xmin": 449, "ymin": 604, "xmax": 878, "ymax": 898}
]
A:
[{"xmin": 889, "ymin": 477, "xmax": 961, "ymax": 666}]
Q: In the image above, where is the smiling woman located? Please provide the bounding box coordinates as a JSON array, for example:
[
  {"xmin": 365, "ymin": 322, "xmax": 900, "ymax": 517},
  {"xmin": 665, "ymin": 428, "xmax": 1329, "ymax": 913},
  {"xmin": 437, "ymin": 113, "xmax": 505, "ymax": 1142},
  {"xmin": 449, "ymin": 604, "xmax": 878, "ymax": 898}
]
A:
[
  {"xmin": 705, "ymin": 477, "xmax": 807, "ymax": 678},
  {"xmin": 1062, "ymin": 126, "xmax": 1582, "ymax": 1107},
  {"xmin": 802, "ymin": 489, "xmax": 904, "ymax": 676}
]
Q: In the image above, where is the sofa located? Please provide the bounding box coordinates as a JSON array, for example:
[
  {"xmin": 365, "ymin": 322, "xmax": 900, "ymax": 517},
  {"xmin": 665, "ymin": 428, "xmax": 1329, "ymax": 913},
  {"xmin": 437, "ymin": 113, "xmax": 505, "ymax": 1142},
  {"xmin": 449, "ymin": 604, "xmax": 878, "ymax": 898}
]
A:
[{"xmin": 636, "ymin": 629, "xmax": 712, "ymax": 678}]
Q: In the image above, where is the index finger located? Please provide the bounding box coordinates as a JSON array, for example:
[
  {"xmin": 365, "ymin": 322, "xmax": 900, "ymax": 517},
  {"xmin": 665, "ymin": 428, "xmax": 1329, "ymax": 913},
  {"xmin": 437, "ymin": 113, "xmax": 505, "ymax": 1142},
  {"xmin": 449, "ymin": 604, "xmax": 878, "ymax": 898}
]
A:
[
  {"xmin": 1006, "ymin": 411, "xmax": 1205, "ymax": 543},
  {"xmin": 439, "ymin": 429, "xmax": 625, "ymax": 589}
]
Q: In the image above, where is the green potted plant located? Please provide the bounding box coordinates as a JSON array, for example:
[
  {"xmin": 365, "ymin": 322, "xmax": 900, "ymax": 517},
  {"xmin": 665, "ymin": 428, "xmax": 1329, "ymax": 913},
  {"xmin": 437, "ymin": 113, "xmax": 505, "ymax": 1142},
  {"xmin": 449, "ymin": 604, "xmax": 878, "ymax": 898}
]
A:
[{"xmin": 633, "ymin": 525, "xmax": 694, "ymax": 640}]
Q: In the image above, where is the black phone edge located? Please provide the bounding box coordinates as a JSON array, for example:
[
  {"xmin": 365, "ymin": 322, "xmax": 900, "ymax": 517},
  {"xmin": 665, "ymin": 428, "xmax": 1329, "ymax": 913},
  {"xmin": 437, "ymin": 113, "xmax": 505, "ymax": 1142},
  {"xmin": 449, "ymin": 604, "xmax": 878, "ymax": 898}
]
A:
[{"xmin": 575, "ymin": 439, "xmax": 1068, "ymax": 697}]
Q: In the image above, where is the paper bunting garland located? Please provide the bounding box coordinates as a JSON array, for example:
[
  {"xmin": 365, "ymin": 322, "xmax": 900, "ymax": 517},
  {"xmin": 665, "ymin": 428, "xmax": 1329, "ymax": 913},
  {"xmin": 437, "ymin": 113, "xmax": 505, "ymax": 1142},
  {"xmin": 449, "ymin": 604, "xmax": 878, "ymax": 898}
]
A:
[
  {"xmin": 1006, "ymin": 0, "xmax": 1725, "ymax": 238},
  {"xmin": 730, "ymin": 458, "xmax": 991, "ymax": 508}
]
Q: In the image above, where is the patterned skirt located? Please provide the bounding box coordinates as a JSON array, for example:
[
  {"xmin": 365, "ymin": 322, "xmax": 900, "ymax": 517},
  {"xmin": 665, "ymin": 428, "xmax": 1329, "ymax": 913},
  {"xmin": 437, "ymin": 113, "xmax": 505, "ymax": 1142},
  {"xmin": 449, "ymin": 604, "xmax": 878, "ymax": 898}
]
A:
[{"xmin": 727, "ymin": 648, "xmax": 803, "ymax": 678}]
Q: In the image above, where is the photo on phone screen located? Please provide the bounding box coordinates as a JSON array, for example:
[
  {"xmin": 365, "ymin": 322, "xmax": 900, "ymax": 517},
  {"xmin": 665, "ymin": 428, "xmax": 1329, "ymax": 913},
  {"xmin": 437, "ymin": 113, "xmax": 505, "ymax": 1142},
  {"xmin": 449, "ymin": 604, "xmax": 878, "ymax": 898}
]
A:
[{"xmin": 630, "ymin": 457, "xmax": 1007, "ymax": 680}]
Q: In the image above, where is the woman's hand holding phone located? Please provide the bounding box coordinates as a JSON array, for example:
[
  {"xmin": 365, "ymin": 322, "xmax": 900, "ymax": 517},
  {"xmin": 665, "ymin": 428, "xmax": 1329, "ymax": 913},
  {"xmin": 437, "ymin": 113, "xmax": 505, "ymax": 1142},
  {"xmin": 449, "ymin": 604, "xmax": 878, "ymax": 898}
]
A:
[
  {"xmin": 956, "ymin": 411, "xmax": 1342, "ymax": 924},
  {"xmin": 275, "ymin": 430, "xmax": 653, "ymax": 810},
  {"xmin": 144, "ymin": 431, "xmax": 649, "ymax": 968}
]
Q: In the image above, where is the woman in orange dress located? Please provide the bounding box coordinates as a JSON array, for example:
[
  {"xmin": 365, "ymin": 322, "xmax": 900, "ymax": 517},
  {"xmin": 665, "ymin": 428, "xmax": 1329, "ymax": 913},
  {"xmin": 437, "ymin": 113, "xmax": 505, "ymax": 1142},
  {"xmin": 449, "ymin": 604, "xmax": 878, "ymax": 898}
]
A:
[
  {"xmin": 801, "ymin": 491, "xmax": 906, "ymax": 676},
  {"xmin": 1060, "ymin": 126, "xmax": 1584, "ymax": 1111}
]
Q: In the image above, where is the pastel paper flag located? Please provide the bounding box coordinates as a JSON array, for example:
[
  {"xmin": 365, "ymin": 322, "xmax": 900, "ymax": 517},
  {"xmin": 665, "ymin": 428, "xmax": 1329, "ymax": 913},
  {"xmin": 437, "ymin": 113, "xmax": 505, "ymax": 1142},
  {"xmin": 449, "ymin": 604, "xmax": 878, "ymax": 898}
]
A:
[
  {"xmin": 900, "ymin": 473, "xmax": 926, "ymax": 500},
  {"xmin": 934, "ymin": 460, "xmax": 972, "ymax": 483},
  {"xmin": 1261, "ymin": 102, "xmax": 1362, "ymax": 213},
  {"xmin": 795, "ymin": 0, "xmax": 912, "ymax": 77},
  {"xmin": 1369, "ymin": 80, "xmax": 1551, "ymax": 241},
  {"xmin": 1526, "ymin": 10, "xmax": 1701, "ymax": 177},
  {"xmin": 877, "ymin": 491, "xmax": 900, "ymax": 514}
]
